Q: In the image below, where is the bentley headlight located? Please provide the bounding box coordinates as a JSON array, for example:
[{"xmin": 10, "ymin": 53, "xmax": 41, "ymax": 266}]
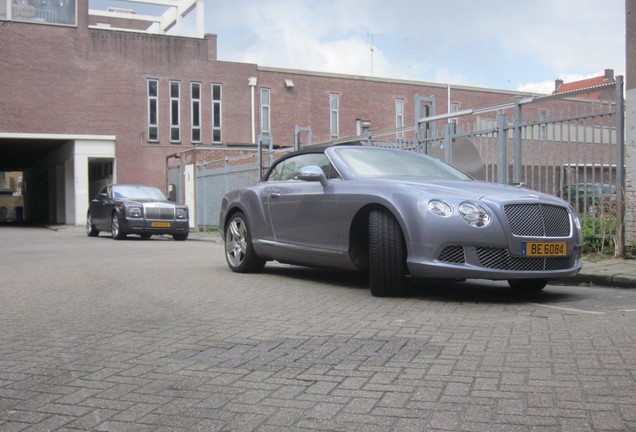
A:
[
  {"xmin": 573, "ymin": 213, "xmax": 582, "ymax": 231},
  {"xmin": 459, "ymin": 201, "xmax": 491, "ymax": 227},
  {"xmin": 128, "ymin": 206, "xmax": 142, "ymax": 218},
  {"xmin": 427, "ymin": 199, "xmax": 453, "ymax": 217}
]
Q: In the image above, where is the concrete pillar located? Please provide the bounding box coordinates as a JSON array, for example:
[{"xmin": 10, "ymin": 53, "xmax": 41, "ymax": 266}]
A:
[{"xmin": 626, "ymin": 0, "xmax": 636, "ymax": 249}]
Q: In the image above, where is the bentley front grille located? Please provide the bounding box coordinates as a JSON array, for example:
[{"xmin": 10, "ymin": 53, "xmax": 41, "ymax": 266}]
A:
[
  {"xmin": 504, "ymin": 204, "xmax": 571, "ymax": 237},
  {"xmin": 438, "ymin": 246, "xmax": 466, "ymax": 263},
  {"xmin": 477, "ymin": 247, "xmax": 576, "ymax": 271}
]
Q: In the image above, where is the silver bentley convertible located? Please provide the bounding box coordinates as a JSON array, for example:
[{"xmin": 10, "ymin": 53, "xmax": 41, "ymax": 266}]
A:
[{"xmin": 220, "ymin": 145, "xmax": 583, "ymax": 297}]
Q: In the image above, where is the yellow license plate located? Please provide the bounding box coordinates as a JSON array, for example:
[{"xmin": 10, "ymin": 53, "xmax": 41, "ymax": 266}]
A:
[
  {"xmin": 523, "ymin": 242, "xmax": 567, "ymax": 256},
  {"xmin": 151, "ymin": 222, "xmax": 171, "ymax": 228}
]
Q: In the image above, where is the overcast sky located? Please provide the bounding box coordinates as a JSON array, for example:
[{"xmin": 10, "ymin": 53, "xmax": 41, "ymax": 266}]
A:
[{"xmin": 93, "ymin": 0, "xmax": 626, "ymax": 94}]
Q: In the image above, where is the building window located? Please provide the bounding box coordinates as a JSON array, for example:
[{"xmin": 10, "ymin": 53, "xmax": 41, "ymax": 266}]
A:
[
  {"xmin": 170, "ymin": 81, "xmax": 180, "ymax": 143},
  {"xmin": 212, "ymin": 84, "xmax": 222, "ymax": 143},
  {"xmin": 539, "ymin": 110, "xmax": 547, "ymax": 140},
  {"xmin": 3, "ymin": 0, "xmax": 76, "ymax": 25},
  {"xmin": 261, "ymin": 88, "xmax": 271, "ymax": 135},
  {"xmin": 330, "ymin": 93, "xmax": 339, "ymax": 139},
  {"xmin": 395, "ymin": 99, "xmax": 404, "ymax": 140},
  {"xmin": 191, "ymin": 83, "xmax": 201, "ymax": 144},
  {"xmin": 450, "ymin": 103, "xmax": 459, "ymax": 126},
  {"xmin": 147, "ymin": 79, "xmax": 159, "ymax": 142}
]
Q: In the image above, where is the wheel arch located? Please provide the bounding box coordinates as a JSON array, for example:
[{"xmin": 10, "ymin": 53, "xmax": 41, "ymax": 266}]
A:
[{"xmin": 348, "ymin": 203, "xmax": 409, "ymax": 271}]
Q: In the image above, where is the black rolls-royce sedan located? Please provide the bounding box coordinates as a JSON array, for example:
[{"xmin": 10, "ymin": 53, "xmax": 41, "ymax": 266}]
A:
[{"xmin": 86, "ymin": 184, "xmax": 189, "ymax": 240}]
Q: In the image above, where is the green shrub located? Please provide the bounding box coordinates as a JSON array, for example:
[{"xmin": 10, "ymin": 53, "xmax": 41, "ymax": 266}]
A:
[{"xmin": 580, "ymin": 214, "xmax": 617, "ymax": 255}]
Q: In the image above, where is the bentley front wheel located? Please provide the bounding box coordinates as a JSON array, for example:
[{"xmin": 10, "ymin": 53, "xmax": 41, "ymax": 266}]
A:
[{"xmin": 368, "ymin": 209, "xmax": 407, "ymax": 297}]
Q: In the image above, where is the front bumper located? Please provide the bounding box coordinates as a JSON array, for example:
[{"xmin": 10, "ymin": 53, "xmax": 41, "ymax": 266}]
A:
[
  {"xmin": 121, "ymin": 217, "xmax": 190, "ymax": 235},
  {"xmin": 406, "ymin": 242, "xmax": 583, "ymax": 280}
]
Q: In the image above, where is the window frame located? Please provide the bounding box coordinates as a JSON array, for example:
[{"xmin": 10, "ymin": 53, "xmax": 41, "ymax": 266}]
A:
[
  {"xmin": 147, "ymin": 79, "xmax": 159, "ymax": 142},
  {"xmin": 212, "ymin": 83, "xmax": 222, "ymax": 143},
  {"xmin": 169, "ymin": 80, "xmax": 181, "ymax": 143},
  {"xmin": 395, "ymin": 98, "xmax": 404, "ymax": 140},
  {"xmin": 261, "ymin": 88, "xmax": 271, "ymax": 136},
  {"xmin": 3, "ymin": 0, "xmax": 77, "ymax": 26},
  {"xmin": 266, "ymin": 153, "xmax": 341, "ymax": 182},
  {"xmin": 330, "ymin": 93, "xmax": 339, "ymax": 139},
  {"xmin": 191, "ymin": 82, "xmax": 202, "ymax": 144}
]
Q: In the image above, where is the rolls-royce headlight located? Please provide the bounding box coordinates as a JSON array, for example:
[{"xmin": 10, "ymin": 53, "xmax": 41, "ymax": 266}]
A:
[
  {"xmin": 128, "ymin": 206, "xmax": 142, "ymax": 218},
  {"xmin": 459, "ymin": 201, "xmax": 490, "ymax": 227},
  {"xmin": 427, "ymin": 199, "xmax": 453, "ymax": 217},
  {"xmin": 176, "ymin": 208, "xmax": 188, "ymax": 219}
]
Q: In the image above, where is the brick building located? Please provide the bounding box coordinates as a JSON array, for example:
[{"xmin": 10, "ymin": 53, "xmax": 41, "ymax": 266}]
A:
[{"xmin": 0, "ymin": 0, "xmax": 617, "ymax": 230}]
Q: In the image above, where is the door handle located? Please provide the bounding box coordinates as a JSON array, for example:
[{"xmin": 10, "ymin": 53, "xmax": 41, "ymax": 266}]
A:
[{"xmin": 271, "ymin": 193, "xmax": 281, "ymax": 199}]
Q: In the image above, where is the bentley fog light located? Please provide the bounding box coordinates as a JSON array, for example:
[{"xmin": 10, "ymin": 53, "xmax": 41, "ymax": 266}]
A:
[
  {"xmin": 459, "ymin": 201, "xmax": 490, "ymax": 227},
  {"xmin": 427, "ymin": 199, "xmax": 452, "ymax": 217}
]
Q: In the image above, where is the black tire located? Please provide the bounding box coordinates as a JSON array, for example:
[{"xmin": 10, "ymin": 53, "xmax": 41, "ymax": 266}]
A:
[
  {"xmin": 173, "ymin": 232, "xmax": 188, "ymax": 241},
  {"xmin": 508, "ymin": 279, "xmax": 548, "ymax": 291},
  {"xmin": 369, "ymin": 209, "xmax": 407, "ymax": 297},
  {"xmin": 224, "ymin": 211, "xmax": 265, "ymax": 273},
  {"xmin": 111, "ymin": 212, "xmax": 126, "ymax": 240},
  {"xmin": 86, "ymin": 211, "xmax": 99, "ymax": 237}
]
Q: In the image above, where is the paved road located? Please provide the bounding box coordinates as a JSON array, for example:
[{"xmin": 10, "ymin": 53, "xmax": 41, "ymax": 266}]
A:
[{"xmin": 1, "ymin": 226, "xmax": 635, "ymax": 432}]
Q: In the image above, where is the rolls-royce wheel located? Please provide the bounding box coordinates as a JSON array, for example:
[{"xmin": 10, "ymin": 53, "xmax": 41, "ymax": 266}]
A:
[
  {"xmin": 173, "ymin": 232, "xmax": 188, "ymax": 241},
  {"xmin": 86, "ymin": 211, "xmax": 99, "ymax": 237},
  {"xmin": 111, "ymin": 212, "xmax": 126, "ymax": 240}
]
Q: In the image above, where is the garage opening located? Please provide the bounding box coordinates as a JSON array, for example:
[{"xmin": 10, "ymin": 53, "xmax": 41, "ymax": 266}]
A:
[
  {"xmin": 0, "ymin": 171, "xmax": 24, "ymax": 222},
  {"xmin": 0, "ymin": 134, "xmax": 116, "ymax": 225}
]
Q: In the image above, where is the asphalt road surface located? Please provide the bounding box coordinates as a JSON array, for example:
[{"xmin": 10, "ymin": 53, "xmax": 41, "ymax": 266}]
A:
[{"xmin": 1, "ymin": 225, "xmax": 635, "ymax": 431}]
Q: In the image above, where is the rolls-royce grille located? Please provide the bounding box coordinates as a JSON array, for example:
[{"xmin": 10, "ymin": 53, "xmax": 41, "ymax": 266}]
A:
[
  {"xmin": 504, "ymin": 204, "xmax": 570, "ymax": 237},
  {"xmin": 144, "ymin": 207, "xmax": 175, "ymax": 220},
  {"xmin": 438, "ymin": 246, "xmax": 466, "ymax": 263},
  {"xmin": 477, "ymin": 247, "xmax": 575, "ymax": 271}
]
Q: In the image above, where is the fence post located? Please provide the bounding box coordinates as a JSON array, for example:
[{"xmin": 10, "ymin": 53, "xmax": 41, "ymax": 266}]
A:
[
  {"xmin": 513, "ymin": 96, "xmax": 523, "ymax": 184},
  {"xmin": 497, "ymin": 112, "xmax": 509, "ymax": 184},
  {"xmin": 443, "ymin": 122, "xmax": 454, "ymax": 164},
  {"xmin": 616, "ymin": 75, "xmax": 625, "ymax": 257}
]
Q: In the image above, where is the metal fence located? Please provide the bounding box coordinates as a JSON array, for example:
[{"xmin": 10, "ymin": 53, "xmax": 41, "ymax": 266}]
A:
[{"xmin": 188, "ymin": 78, "xmax": 625, "ymax": 253}]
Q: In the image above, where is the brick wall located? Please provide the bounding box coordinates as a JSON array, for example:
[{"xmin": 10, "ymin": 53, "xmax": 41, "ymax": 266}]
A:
[{"xmin": 1, "ymin": 11, "xmax": 619, "ymax": 201}]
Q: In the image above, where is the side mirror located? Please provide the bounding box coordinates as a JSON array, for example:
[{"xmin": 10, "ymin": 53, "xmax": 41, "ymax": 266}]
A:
[
  {"xmin": 295, "ymin": 166, "xmax": 328, "ymax": 187},
  {"xmin": 98, "ymin": 192, "xmax": 108, "ymax": 200}
]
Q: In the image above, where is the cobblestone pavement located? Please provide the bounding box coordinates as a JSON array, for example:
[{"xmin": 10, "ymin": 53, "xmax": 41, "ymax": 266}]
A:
[{"xmin": 0, "ymin": 226, "xmax": 635, "ymax": 432}]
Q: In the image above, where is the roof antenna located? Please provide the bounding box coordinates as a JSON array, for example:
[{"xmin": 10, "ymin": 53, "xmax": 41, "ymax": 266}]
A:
[{"xmin": 367, "ymin": 33, "xmax": 382, "ymax": 76}]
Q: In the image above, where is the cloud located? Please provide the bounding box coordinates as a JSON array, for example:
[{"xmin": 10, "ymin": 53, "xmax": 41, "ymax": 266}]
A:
[
  {"xmin": 516, "ymin": 71, "xmax": 614, "ymax": 95},
  {"xmin": 202, "ymin": 0, "xmax": 625, "ymax": 91}
]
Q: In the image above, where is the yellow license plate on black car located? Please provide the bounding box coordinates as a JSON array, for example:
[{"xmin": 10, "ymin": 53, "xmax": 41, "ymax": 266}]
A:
[
  {"xmin": 151, "ymin": 222, "xmax": 171, "ymax": 228},
  {"xmin": 522, "ymin": 242, "xmax": 567, "ymax": 256}
]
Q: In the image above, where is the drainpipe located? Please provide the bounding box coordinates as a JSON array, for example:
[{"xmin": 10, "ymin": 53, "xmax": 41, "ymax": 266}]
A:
[{"xmin": 248, "ymin": 77, "xmax": 257, "ymax": 143}]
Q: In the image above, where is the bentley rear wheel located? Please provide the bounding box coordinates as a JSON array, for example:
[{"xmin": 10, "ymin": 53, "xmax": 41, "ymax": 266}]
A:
[
  {"xmin": 225, "ymin": 212, "xmax": 265, "ymax": 273},
  {"xmin": 368, "ymin": 209, "xmax": 407, "ymax": 297}
]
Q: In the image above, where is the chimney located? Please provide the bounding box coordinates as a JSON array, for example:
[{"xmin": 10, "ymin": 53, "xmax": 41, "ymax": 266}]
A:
[
  {"xmin": 555, "ymin": 79, "xmax": 563, "ymax": 92},
  {"xmin": 604, "ymin": 69, "xmax": 614, "ymax": 81}
]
